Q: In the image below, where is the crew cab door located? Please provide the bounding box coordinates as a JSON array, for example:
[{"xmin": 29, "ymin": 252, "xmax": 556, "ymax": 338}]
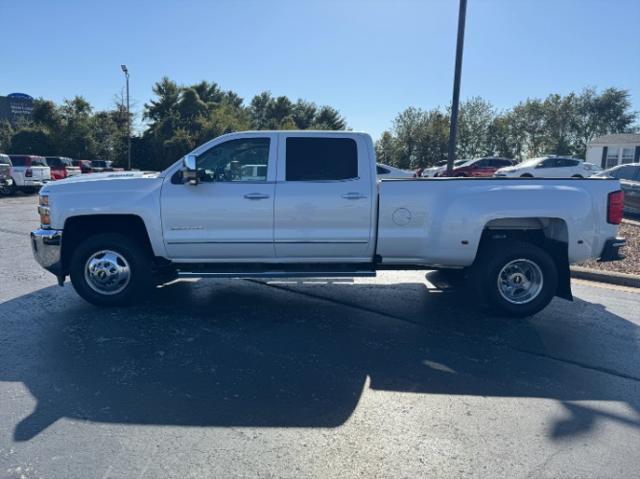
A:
[
  {"xmin": 160, "ymin": 133, "xmax": 277, "ymax": 260},
  {"xmin": 273, "ymin": 133, "xmax": 375, "ymax": 262}
]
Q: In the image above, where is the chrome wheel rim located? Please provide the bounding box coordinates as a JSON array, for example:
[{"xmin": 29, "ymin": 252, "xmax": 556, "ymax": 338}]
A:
[
  {"xmin": 84, "ymin": 250, "xmax": 131, "ymax": 295},
  {"xmin": 497, "ymin": 258, "xmax": 543, "ymax": 305}
]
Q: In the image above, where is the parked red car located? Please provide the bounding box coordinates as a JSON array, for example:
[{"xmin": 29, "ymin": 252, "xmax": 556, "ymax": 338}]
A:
[
  {"xmin": 45, "ymin": 156, "xmax": 81, "ymax": 180},
  {"xmin": 72, "ymin": 159, "xmax": 93, "ymax": 174},
  {"xmin": 444, "ymin": 157, "xmax": 514, "ymax": 177}
]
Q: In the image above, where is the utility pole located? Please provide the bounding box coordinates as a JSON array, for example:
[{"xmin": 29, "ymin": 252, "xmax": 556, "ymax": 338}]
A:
[
  {"xmin": 446, "ymin": 0, "xmax": 467, "ymax": 176},
  {"xmin": 121, "ymin": 64, "xmax": 131, "ymax": 170}
]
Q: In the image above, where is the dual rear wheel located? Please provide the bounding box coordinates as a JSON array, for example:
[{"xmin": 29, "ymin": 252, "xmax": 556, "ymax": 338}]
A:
[{"xmin": 468, "ymin": 240, "xmax": 558, "ymax": 317}]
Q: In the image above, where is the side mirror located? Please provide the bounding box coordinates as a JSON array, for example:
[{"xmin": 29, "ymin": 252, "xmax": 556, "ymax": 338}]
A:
[{"xmin": 183, "ymin": 154, "xmax": 198, "ymax": 185}]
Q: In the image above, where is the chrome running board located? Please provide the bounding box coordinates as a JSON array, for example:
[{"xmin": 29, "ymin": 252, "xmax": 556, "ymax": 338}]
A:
[{"xmin": 177, "ymin": 270, "xmax": 376, "ymax": 279}]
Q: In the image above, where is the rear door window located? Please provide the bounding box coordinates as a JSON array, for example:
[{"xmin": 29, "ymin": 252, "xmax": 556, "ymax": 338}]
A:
[
  {"xmin": 286, "ymin": 137, "xmax": 358, "ymax": 181},
  {"xmin": 557, "ymin": 158, "xmax": 579, "ymax": 167},
  {"xmin": 539, "ymin": 158, "xmax": 557, "ymax": 168}
]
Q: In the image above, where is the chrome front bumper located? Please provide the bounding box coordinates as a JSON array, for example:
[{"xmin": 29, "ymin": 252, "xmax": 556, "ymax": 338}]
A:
[{"xmin": 31, "ymin": 229, "xmax": 63, "ymax": 278}]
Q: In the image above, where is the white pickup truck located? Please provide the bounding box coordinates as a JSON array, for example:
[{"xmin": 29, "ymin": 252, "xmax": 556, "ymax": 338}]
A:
[{"xmin": 31, "ymin": 131, "xmax": 626, "ymax": 317}]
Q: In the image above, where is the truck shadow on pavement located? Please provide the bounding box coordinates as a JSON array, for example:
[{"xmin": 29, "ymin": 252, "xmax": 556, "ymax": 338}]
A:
[{"xmin": 1, "ymin": 274, "xmax": 639, "ymax": 442}]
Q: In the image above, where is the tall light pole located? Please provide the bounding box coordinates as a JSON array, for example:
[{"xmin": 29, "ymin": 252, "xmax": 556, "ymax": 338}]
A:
[
  {"xmin": 121, "ymin": 64, "xmax": 131, "ymax": 170},
  {"xmin": 446, "ymin": 0, "xmax": 467, "ymax": 176}
]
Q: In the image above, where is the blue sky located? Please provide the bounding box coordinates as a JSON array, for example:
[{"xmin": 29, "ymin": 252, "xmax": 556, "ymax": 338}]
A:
[{"xmin": 1, "ymin": 0, "xmax": 638, "ymax": 139}]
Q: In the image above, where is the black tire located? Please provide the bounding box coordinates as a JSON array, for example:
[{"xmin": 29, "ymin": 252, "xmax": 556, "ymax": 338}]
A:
[
  {"xmin": 470, "ymin": 240, "xmax": 557, "ymax": 318},
  {"xmin": 69, "ymin": 233, "xmax": 153, "ymax": 306},
  {"xmin": 571, "ymin": 174, "xmax": 583, "ymax": 178},
  {"xmin": 520, "ymin": 173, "xmax": 533, "ymax": 178},
  {"xmin": 0, "ymin": 182, "xmax": 16, "ymax": 196},
  {"xmin": 455, "ymin": 174, "xmax": 467, "ymax": 177}
]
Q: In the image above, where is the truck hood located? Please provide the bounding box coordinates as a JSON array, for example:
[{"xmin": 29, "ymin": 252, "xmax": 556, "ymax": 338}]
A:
[
  {"xmin": 40, "ymin": 170, "xmax": 163, "ymax": 200},
  {"xmin": 51, "ymin": 170, "xmax": 159, "ymax": 185}
]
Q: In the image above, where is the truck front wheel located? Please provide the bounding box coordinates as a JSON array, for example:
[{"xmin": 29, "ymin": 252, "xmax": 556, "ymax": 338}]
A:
[
  {"xmin": 472, "ymin": 241, "xmax": 558, "ymax": 318},
  {"xmin": 69, "ymin": 233, "xmax": 152, "ymax": 306}
]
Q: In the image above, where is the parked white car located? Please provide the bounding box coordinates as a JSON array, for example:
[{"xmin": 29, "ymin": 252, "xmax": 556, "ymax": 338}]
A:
[
  {"xmin": 376, "ymin": 163, "xmax": 414, "ymax": 178},
  {"xmin": 495, "ymin": 156, "xmax": 601, "ymax": 178},
  {"xmin": 32, "ymin": 131, "xmax": 625, "ymax": 317}
]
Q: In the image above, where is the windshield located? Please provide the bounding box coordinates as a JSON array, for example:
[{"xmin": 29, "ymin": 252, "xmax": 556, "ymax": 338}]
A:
[
  {"xmin": 31, "ymin": 157, "xmax": 48, "ymax": 167},
  {"xmin": 457, "ymin": 159, "xmax": 476, "ymax": 167}
]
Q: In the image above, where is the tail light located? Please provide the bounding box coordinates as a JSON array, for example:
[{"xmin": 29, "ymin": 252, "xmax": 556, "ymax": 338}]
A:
[
  {"xmin": 607, "ymin": 190, "xmax": 624, "ymax": 225},
  {"xmin": 25, "ymin": 168, "xmax": 33, "ymax": 177}
]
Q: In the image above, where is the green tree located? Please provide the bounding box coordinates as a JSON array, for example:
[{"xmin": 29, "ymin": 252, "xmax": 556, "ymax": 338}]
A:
[
  {"xmin": 292, "ymin": 100, "xmax": 317, "ymax": 129},
  {"xmin": 457, "ymin": 97, "xmax": 495, "ymax": 158},
  {"xmin": 313, "ymin": 106, "xmax": 346, "ymax": 130},
  {"xmin": 382, "ymin": 107, "xmax": 448, "ymax": 169},
  {"xmin": 375, "ymin": 131, "xmax": 399, "ymax": 165},
  {"xmin": 8, "ymin": 127, "xmax": 56, "ymax": 154},
  {"xmin": 58, "ymin": 96, "xmax": 97, "ymax": 159},
  {"xmin": 542, "ymin": 93, "xmax": 577, "ymax": 156},
  {"xmin": 572, "ymin": 87, "xmax": 637, "ymax": 158},
  {"xmin": 0, "ymin": 122, "xmax": 13, "ymax": 152}
]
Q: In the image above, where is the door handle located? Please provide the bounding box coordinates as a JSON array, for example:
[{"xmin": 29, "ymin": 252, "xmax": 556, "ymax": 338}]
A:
[
  {"xmin": 341, "ymin": 192, "xmax": 367, "ymax": 200},
  {"xmin": 244, "ymin": 193, "xmax": 270, "ymax": 200}
]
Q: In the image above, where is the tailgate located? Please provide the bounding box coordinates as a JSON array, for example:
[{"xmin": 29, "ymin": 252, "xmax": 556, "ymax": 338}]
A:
[
  {"xmin": 66, "ymin": 166, "xmax": 82, "ymax": 176},
  {"xmin": 30, "ymin": 166, "xmax": 51, "ymax": 181}
]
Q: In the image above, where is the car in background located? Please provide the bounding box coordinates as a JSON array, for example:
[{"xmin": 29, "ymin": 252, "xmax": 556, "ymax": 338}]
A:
[
  {"xmin": 239, "ymin": 164, "xmax": 268, "ymax": 181},
  {"xmin": 45, "ymin": 156, "xmax": 81, "ymax": 180},
  {"xmin": 72, "ymin": 159, "xmax": 93, "ymax": 174},
  {"xmin": 425, "ymin": 159, "xmax": 468, "ymax": 177},
  {"xmin": 443, "ymin": 157, "xmax": 514, "ymax": 177},
  {"xmin": 7, "ymin": 154, "xmax": 51, "ymax": 194},
  {"xmin": 595, "ymin": 163, "xmax": 640, "ymax": 214},
  {"xmin": 376, "ymin": 163, "xmax": 414, "ymax": 178},
  {"xmin": 0, "ymin": 154, "xmax": 14, "ymax": 195},
  {"xmin": 91, "ymin": 160, "xmax": 124, "ymax": 173},
  {"xmin": 495, "ymin": 156, "xmax": 601, "ymax": 178}
]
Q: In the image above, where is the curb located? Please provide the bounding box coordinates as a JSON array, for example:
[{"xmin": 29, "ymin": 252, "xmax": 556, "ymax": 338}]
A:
[
  {"xmin": 623, "ymin": 218, "xmax": 640, "ymax": 228},
  {"xmin": 570, "ymin": 266, "xmax": 640, "ymax": 289}
]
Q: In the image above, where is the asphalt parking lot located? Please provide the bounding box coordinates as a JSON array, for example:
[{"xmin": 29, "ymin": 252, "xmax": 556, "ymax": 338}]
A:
[{"xmin": 1, "ymin": 194, "xmax": 640, "ymax": 478}]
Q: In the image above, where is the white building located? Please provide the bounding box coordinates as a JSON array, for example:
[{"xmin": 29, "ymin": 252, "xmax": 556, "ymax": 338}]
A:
[{"xmin": 586, "ymin": 133, "xmax": 640, "ymax": 169}]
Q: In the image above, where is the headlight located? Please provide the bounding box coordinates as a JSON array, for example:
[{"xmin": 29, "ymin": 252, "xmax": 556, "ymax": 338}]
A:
[{"xmin": 38, "ymin": 195, "xmax": 50, "ymax": 227}]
